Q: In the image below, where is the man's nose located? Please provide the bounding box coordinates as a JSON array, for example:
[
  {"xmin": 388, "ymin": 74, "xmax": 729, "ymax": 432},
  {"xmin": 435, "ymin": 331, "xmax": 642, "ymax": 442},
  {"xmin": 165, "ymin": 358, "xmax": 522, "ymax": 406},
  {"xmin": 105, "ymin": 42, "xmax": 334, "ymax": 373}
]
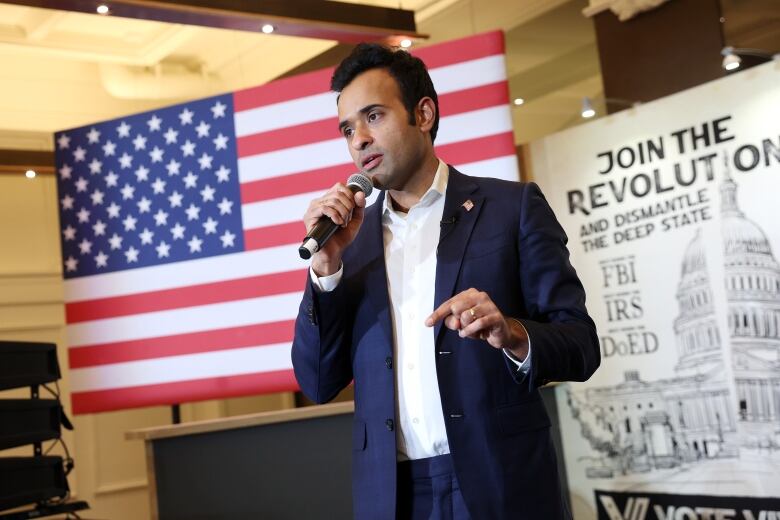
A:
[{"xmin": 351, "ymin": 125, "xmax": 372, "ymax": 150}]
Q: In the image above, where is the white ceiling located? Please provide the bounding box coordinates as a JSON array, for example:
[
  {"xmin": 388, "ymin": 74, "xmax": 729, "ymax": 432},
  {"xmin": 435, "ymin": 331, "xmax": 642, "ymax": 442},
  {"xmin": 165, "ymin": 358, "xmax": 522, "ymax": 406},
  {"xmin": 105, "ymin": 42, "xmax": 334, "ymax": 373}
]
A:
[{"xmin": 0, "ymin": 0, "xmax": 603, "ymax": 148}]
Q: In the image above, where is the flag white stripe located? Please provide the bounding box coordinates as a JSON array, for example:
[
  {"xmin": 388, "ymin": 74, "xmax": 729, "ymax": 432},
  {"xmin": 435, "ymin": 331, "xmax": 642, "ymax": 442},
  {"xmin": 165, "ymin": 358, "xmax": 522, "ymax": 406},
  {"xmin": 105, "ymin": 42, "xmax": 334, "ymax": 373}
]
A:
[
  {"xmin": 428, "ymin": 55, "xmax": 507, "ymax": 95},
  {"xmin": 457, "ymin": 155, "xmax": 520, "ymax": 182},
  {"xmin": 237, "ymin": 106, "xmax": 513, "ymax": 184},
  {"xmin": 64, "ymin": 243, "xmax": 303, "ymax": 302},
  {"xmin": 69, "ymin": 342, "xmax": 292, "ymax": 392},
  {"xmin": 241, "ymin": 190, "xmax": 322, "ymax": 230},
  {"xmin": 66, "ymin": 292, "xmax": 301, "ymax": 347},
  {"xmin": 232, "ymin": 55, "xmax": 506, "ymax": 138},
  {"xmin": 234, "ymin": 92, "xmax": 337, "ymax": 137}
]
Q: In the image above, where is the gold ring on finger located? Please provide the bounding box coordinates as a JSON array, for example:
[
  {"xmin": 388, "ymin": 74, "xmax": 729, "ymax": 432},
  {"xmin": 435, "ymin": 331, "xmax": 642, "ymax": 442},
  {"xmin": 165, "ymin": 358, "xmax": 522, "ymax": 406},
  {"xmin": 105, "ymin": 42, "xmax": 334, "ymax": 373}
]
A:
[{"xmin": 469, "ymin": 307, "xmax": 476, "ymax": 318}]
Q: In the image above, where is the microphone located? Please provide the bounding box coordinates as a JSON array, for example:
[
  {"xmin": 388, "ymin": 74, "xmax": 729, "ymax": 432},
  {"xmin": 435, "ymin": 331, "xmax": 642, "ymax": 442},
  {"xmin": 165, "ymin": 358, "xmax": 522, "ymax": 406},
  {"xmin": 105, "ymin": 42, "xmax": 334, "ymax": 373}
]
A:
[{"xmin": 299, "ymin": 173, "xmax": 374, "ymax": 260}]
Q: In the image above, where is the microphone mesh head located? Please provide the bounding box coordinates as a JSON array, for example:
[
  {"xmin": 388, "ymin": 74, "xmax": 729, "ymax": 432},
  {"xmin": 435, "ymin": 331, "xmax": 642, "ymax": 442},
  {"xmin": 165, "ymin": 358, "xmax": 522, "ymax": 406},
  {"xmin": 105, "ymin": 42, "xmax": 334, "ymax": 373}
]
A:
[{"xmin": 347, "ymin": 173, "xmax": 373, "ymax": 197}]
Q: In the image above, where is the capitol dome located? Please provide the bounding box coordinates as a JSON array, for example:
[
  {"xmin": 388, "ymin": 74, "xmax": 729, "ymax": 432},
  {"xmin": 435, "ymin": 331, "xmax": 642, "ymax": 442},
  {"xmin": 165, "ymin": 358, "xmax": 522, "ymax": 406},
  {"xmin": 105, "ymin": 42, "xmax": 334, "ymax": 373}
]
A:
[
  {"xmin": 681, "ymin": 229, "xmax": 707, "ymax": 277},
  {"xmin": 721, "ymin": 176, "xmax": 774, "ymax": 258}
]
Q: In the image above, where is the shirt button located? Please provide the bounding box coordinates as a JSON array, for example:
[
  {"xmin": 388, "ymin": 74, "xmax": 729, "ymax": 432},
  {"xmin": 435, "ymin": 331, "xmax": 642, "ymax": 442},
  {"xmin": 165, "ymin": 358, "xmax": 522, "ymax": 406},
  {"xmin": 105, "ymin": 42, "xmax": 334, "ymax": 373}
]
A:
[
  {"xmin": 385, "ymin": 357, "xmax": 393, "ymax": 369},
  {"xmin": 408, "ymin": 312, "xmax": 415, "ymax": 320},
  {"xmin": 412, "ymin": 418, "xmax": 419, "ymax": 424},
  {"xmin": 407, "ymin": 363, "xmax": 414, "ymax": 370},
  {"xmin": 386, "ymin": 419, "xmax": 394, "ymax": 431}
]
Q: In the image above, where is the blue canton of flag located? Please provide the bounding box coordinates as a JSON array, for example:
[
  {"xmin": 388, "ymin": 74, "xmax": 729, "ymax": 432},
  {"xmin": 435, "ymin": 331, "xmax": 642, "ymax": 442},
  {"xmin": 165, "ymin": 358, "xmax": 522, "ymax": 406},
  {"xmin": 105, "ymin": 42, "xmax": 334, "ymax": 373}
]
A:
[{"xmin": 54, "ymin": 94, "xmax": 244, "ymax": 279}]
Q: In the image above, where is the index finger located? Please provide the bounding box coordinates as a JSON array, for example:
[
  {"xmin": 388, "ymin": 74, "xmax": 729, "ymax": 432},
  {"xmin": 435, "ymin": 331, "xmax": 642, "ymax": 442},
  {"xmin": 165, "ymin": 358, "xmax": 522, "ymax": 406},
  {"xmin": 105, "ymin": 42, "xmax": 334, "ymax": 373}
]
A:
[{"xmin": 425, "ymin": 297, "xmax": 458, "ymax": 327}]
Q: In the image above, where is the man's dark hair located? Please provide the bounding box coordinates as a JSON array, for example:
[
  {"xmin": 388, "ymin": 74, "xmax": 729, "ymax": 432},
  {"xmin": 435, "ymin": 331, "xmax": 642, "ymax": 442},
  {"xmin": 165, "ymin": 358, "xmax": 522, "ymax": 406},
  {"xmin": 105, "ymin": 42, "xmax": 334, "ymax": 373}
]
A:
[{"xmin": 331, "ymin": 43, "xmax": 440, "ymax": 143}]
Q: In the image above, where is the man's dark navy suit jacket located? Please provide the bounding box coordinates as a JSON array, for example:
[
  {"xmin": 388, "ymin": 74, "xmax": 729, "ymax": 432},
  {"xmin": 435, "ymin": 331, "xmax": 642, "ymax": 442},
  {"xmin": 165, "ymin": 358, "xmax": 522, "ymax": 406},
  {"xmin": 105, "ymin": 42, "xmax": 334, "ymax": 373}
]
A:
[{"xmin": 292, "ymin": 166, "xmax": 600, "ymax": 519}]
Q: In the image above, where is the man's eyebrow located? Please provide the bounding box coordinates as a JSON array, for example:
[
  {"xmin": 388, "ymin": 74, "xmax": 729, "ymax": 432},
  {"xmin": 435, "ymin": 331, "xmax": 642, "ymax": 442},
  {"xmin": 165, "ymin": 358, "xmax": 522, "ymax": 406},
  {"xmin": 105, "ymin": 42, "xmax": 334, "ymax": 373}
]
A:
[{"xmin": 337, "ymin": 104, "xmax": 385, "ymax": 132}]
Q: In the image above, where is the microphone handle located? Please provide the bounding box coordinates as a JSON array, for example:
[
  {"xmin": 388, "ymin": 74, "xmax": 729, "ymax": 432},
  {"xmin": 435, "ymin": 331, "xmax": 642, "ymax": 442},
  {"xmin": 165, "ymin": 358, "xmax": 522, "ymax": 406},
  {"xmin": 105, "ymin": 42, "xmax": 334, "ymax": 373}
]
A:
[{"xmin": 299, "ymin": 184, "xmax": 362, "ymax": 260}]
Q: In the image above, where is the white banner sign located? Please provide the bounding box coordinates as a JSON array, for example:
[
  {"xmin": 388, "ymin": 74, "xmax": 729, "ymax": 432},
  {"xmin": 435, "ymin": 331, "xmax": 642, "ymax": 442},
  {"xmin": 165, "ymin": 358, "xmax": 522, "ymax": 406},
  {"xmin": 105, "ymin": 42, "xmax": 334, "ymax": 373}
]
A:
[{"xmin": 531, "ymin": 62, "xmax": 780, "ymax": 519}]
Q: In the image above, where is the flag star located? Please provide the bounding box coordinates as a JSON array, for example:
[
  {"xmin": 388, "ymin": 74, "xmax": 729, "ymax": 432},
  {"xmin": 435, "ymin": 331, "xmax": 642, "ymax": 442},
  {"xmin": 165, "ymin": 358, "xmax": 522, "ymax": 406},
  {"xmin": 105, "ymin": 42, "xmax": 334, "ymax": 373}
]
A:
[
  {"xmin": 132, "ymin": 134, "xmax": 147, "ymax": 150},
  {"xmin": 217, "ymin": 197, "xmax": 233, "ymax": 215},
  {"xmin": 197, "ymin": 152, "xmax": 213, "ymax": 170},
  {"xmin": 202, "ymin": 217, "xmax": 218, "ymax": 234},
  {"xmin": 185, "ymin": 203, "xmax": 201, "ymax": 221},
  {"xmin": 120, "ymin": 183, "xmax": 135, "ymax": 200},
  {"xmin": 195, "ymin": 120, "xmax": 211, "ymax": 137},
  {"xmin": 220, "ymin": 230, "xmax": 236, "ymax": 248},
  {"xmin": 163, "ymin": 127, "xmax": 179, "ymax": 144},
  {"xmin": 179, "ymin": 108, "xmax": 194, "ymax": 125},
  {"xmin": 57, "ymin": 133, "xmax": 71, "ymax": 149},
  {"xmin": 125, "ymin": 246, "xmax": 140, "ymax": 263},
  {"xmin": 123, "ymin": 214, "xmax": 138, "ymax": 231},
  {"xmin": 200, "ymin": 184, "xmax": 216, "ymax": 202},
  {"xmin": 168, "ymin": 191, "xmax": 183, "ymax": 207},
  {"xmin": 153, "ymin": 209, "xmax": 169, "ymax": 226},
  {"xmin": 135, "ymin": 165, "xmax": 150, "ymax": 182},
  {"xmin": 59, "ymin": 164, "xmax": 72, "ymax": 180},
  {"xmin": 62, "ymin": 225, "xmax": 76, "ymax": 241},
  {"xmin": 75, "ymin": 177, "xmax": 89, "ymax": 192},
  {"xmin": 156, "ymin": 240, "xmax": 171, "ymax": 258},
  {"xmin": 61, "ymin": 194, "xmax": 74, "ymax": 210},
  {"xmin": 139, "ymin": 228, "xmax": 154, "ymax": 245},
  {"xmin": 212, "ymin": 133, "xmax": 229, "ymax": 150},
  {"xmin": 149, "ymin": 146, "xmax": 164, "ymax": 163},
  {"xmin": 170, "ymin": 222, "xmax": 186, "ymax": 240},
  {"xmin": 151, "ymin": 177, "xmax": 166, "ymax": 194},
  {"xmin": 88, "ymin": 158, "xmax": 102, "ymax": 174},
  {"xmin": 180, "ymin": 140, "xmax": 196, "ymax": 157},
  {"xmin": 73, "ymin": 146, "xmax": 86, "ymax": 162},
  {"xmin": 147, "ymin": 114, "xmax": 162, "ymax": 132},
  {"xmin": 214, "ymin": 165, "xmax": 231, "ymax": 183},
  {"xmin": 166, "ymin": 159, "xmax": 181, "ymax": 176},
  {"xmin": 64, "ymin": 256, "xmax": 78, "ymax": 272},
  {"xmin": 183, "ymin": 171, "xmax": 198, "ymax": 188},
  {"xmin": 137, "ymin": 197, "xmax": 152, "ymax": 213},
  {"xmin": 105, "ymin": 171, "xmax": 119, "ymax": 187},
  {"xmin": 118, "ymin": 152, "xmax": 133, "ymax": 169},
  {"xmin": 95, "ymin": 251, "xmax": 109, "ymax": 268},
  {"xmin": 86, "ymin": 127, "xmax": 101, "ymax": 144},
  {"xmin": 187, "ymin": 235, "xmax": 203, "ymax": 253},
  {"xmin": 211, "ymin": 100, "xmax": 227, "ymax": 118},
  {"xmin": 76, "ymin": 207, "xmax": 91, "ymax": 223},
  {"xmin": 108, "ymin": 233, "xmax": 123, "ymax": 250},
  {"xmin": 78, "ymin": 238, "xmax": 93, "ymax": 255},
  {"xmin": 102, "ymin": 140, "xmax": 117, "ymax": 156},
  {"xmin": 92, "ymin": 219, "xmax": 107, "ymax": 236},
  {"xmin": 117, "ymin": 121, "xmax": 131, "ymax": 138},
  {"xmin": 106, "ymin": 202, "xmax": 121, "ymax": 218},
  {"xmin": 90, "ymin": 189, "xmax": 105, "ymax": 205}
]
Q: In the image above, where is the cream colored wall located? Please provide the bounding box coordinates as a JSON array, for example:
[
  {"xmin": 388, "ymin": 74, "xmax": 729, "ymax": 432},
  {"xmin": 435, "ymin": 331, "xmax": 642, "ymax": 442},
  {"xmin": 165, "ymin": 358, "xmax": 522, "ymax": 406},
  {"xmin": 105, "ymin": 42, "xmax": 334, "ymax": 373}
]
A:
[{"xmin": 0, "ymin": 173, "xmax": 295, "ymax": 519}]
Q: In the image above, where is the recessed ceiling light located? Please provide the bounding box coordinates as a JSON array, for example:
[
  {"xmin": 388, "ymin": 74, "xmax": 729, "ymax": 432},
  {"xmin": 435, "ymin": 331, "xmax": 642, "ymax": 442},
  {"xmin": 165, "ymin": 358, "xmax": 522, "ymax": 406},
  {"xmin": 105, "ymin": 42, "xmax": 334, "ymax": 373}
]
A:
[
  {"xmin": 96, "ymin": 4, "xmax": 110, "ymax": 15},
  {"xmin": 261, "ymin": 24, "xmax": 275, "ymax": 34},
  {"xmin": 513, "ymin": 98, "xmax": 524, "ymax": 106},
  {"xmin": 400, "ymin": 39, "xmax": 412, "ymax": 49},
  {"xmin": 25, "ymin": 170, "xmax": 36, "ymax": 179}
]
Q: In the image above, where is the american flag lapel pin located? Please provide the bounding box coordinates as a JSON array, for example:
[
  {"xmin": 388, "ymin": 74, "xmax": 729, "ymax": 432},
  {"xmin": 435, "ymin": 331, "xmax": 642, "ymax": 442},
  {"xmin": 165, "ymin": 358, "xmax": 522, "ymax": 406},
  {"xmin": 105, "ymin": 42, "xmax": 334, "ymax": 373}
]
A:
[{"xmin": 462, "ymin": 199, "xmax": 474, "ymax": 212}]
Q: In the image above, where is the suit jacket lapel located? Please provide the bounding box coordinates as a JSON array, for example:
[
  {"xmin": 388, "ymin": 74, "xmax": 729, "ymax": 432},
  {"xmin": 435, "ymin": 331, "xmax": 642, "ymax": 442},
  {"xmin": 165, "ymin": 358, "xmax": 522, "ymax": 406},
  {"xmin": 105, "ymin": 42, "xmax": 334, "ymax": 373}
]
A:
[
  {"xmin": 433, "ymin": 167, "xmax": 483, "ymax": 343},
  {"xmin": 362, "ymin": 191, "xmax": 394, "ymax": 351}
]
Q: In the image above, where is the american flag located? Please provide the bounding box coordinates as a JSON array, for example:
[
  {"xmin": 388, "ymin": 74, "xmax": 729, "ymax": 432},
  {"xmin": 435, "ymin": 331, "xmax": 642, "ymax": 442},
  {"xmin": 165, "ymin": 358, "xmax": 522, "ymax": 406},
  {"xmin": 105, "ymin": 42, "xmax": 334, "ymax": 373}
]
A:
[{"xmin": 55, "ymin": 31, "xmax": 519, "ymax": 414}]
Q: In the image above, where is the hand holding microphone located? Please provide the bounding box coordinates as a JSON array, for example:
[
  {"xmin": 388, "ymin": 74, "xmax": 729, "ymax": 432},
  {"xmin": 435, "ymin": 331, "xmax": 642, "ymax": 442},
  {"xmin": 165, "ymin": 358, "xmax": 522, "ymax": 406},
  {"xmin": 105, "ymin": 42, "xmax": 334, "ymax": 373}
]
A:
[{"xmin": 299, "ymin": 174, "xmax": 373, "ymax": 273}]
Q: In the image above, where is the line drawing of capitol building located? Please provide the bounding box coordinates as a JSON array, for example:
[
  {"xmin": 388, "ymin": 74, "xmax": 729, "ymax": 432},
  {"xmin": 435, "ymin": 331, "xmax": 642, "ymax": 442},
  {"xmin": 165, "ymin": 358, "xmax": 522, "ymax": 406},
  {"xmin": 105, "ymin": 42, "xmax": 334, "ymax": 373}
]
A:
[{"xmin": 566, "ymin": 159, "xmax": 780, "ymax": 479}]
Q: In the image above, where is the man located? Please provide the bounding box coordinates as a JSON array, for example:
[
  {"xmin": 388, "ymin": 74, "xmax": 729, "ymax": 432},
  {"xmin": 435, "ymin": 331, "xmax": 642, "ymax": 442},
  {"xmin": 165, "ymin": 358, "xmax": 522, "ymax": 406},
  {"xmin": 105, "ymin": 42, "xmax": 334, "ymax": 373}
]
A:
[{"xmin": 292, "ymin": 43, "xmax": 599, "ymax": 520}]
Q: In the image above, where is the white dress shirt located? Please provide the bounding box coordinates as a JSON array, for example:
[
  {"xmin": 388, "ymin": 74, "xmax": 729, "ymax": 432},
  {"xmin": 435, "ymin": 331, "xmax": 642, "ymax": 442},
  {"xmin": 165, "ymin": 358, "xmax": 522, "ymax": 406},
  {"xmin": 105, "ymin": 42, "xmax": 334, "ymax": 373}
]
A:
[{"xmin": 311, "ymin": 160, "xmax": 531, "ymax": 460}]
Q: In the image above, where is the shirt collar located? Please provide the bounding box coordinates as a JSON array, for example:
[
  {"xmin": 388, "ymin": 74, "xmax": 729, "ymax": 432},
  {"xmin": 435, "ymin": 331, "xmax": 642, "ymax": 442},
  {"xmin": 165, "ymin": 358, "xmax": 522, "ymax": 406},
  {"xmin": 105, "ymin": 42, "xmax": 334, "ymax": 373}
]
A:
[{"xmin": 382, "ymin": 159, "xmax": 449, "ymax": 217}]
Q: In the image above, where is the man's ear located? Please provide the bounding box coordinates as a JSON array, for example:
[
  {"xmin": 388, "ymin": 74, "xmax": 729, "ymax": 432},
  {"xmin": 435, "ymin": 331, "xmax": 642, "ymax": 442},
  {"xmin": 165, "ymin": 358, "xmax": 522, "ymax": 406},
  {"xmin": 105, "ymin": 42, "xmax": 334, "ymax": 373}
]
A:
[{"xmin": 416, "ymin": 97, "xmax": 436, "ymax": 134}]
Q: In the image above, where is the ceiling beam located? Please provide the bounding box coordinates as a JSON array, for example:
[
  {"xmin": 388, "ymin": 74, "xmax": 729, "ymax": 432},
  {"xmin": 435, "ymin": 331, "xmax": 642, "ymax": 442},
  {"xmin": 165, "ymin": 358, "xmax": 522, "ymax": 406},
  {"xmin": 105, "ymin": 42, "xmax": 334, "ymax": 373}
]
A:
[{"xmin": 1, "ymin": 0, "xmax": 426, "ymax": 44}]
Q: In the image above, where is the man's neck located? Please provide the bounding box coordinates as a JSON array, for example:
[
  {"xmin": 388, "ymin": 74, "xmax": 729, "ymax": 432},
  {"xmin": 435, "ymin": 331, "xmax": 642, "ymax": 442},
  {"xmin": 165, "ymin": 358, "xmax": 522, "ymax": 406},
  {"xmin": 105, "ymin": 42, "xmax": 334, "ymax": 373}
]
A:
[{"xmin": 387, "ymin": 154, "xmax": 440, "ymax": 214}]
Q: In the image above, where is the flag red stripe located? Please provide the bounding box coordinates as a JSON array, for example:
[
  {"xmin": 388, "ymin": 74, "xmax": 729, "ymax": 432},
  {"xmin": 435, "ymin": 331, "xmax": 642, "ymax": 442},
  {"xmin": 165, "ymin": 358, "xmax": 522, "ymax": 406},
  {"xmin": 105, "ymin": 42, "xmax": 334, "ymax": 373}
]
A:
[
  {"xmin": 65, "ymin": 269, "xmax": 307, "ymax": 323},
  {"xmin": 71, "ymin": 369, "xmax": 299, "ymax": 414},
  {"xmin": 69, "ymin": 320, "xmax": 295, "ymax": 368},
  {"xmin": 235, "ymin": 81, "xmax": 509, "ymax": 158},
  {"xmin": 412, "ymin": 30, "xmax": 504, "ymax": 70},
  {"xmin": 233, "ymin": 68, "xmax": 334, "ymax": 112},
  {"xmin": 244, "ymin": 221, "xmax": 306, "ymax": 251},
  {"xmin": 241, "ymin": 163, "xmax": 353, "ymax": 205},
  {"xmin": 230, "ymin": 31, "xmax": 504, "ymax": 112},
  {"xmin": 435, "ymin": 132, "xmax": 516, "ymax": 166}
]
